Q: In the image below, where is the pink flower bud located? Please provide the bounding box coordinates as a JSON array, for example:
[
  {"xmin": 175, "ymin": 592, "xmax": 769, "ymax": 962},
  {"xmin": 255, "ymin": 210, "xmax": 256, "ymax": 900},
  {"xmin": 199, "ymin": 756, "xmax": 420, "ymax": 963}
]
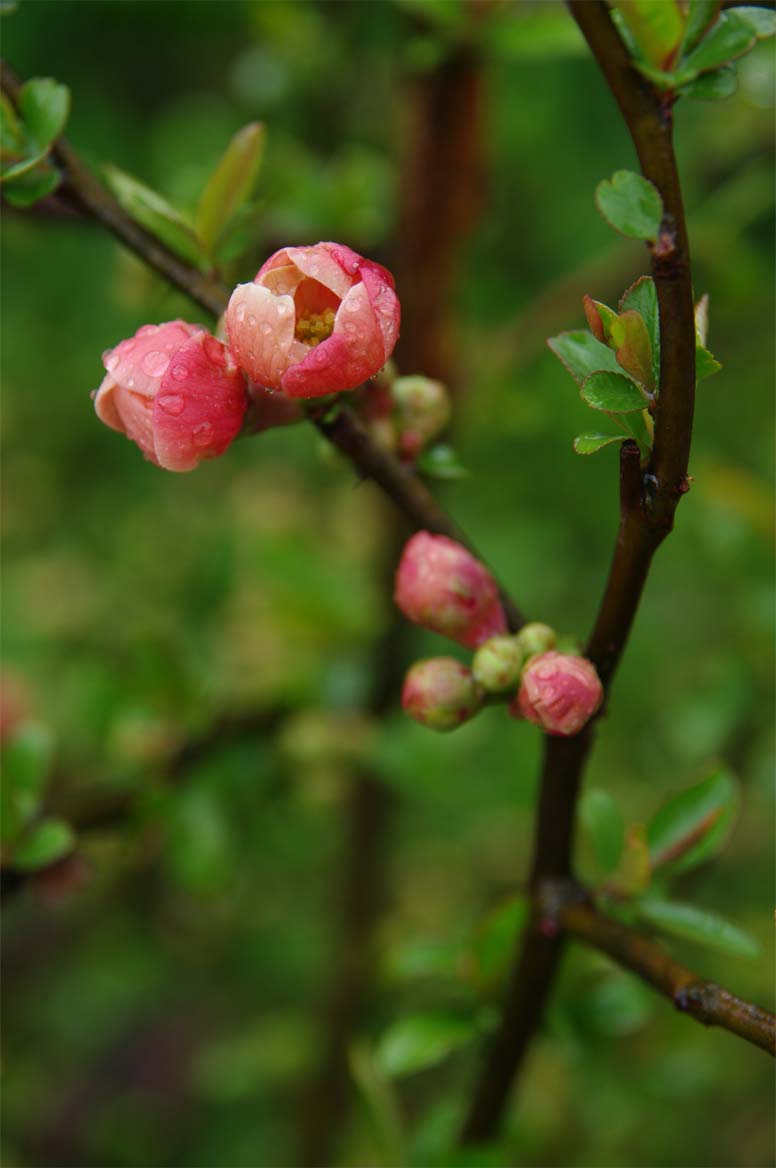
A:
[
  {"xmin": 402, "ymin": 657, "xmax": 482, "ymax": 732},
  {"xmin": 225, "ymin": 242, "xmax": 400, "ymax": 398},
  {"xmin": 391, "ymin": 375, "xmax": 451, "ymax": 462},
  {"xmin": 394, "ymin": 531, "xmax": 507, "ymax": 649},
  {"xmin": 510, "ymin": 651, "xmax": 603, "ymax": 737},
  {"xmin": 95, "ymin": 321, "xmax": 248, "ymax": 472}
]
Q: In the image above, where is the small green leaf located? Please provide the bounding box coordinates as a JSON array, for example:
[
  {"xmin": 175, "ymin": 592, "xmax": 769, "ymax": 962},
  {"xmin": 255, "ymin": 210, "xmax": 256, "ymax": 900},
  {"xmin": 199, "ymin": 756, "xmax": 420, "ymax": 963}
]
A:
[
  {"xmin": 612, "ymin": 1, "xmax": 685, "ymax": 68},
  {"xmin": 18, "ymin": 77, "xmax": 70, "ymax": 149},
  {"xmin": 680, "ymin": 64, "xmax": 738, "ymax": 100},
  {"xmin": 213, "ymin": 200, "xmax": 265, "ymax": 265},
  {"xmin": 696, "ymin": 345, "xmax": 721, "ymax": 381},
  {"xmin": 611, "ymin": 824, "xmax": 652, "ymax": 896},
  {"xmin": 377, "ymin": 1012, "xmax": 482, "ymax": 1078},
  {"xmin": 610, "ymin": 310, "xmax": 655, "ymax": 389},
  {"xmin": 470, "ymin": 897, "xmax": 528, "ymax": 987},
  {"xmin": 547, "ymin": 330, "xmax": 624, "ymax": 385},
  {"xmin": 648, "ymin": 768, "xmax": 738, "ymax": 874},
  {"xmin": 676, "ymin": 11, "xmax": 759, "ymax": 81},
  {"xmin": 730, "ymin": 6, "xmax": 776, "ymax": 39},
  {"xmin": 619, "ymin": 276, "xmax": 660, "ymax": 387},
  {"xmin": 581, "ymin": 371, "xmax": 650, "ymax": 413},
  {"xmin": 680, "ymin": 0, "xmax": 722, "ymax": 55},
  {"xmin": 417, "ymin": 443, "xmax": 470, "ymax": 479},
  {"xmin": 694, "ymin": 293, "xmax": 709, "ymax": 347},
  {"xmin": 103, "ymin": 164, "xmax": 207, "ymax": 267},
  {"xmin": 11, "ymin": 818, "xmax": 76, "ymax": 871},
  {"xmin": 595, "ymin": 170, "xmax": 663, "ymax": 241},
  {"xmin": 580, "ymin": 788, "xmax": 625, "ymax": 874},
  {"xmin": 0, "ymin": 92, "xmax": 24, "ymax": 157},
  {"xmin": 3, "ymin": 162, "xmax": 59, "ymax": 207},
  {"xmin": 637, "ymin": 897, "xmax": 761, "ymax": 958},
  {"xmin": 573, "ymin": 433, "xmax": 627, "ymax": 455},
  {"xmin": 196, "ymin": 122, "xmax": 265, "ymax": 253}
]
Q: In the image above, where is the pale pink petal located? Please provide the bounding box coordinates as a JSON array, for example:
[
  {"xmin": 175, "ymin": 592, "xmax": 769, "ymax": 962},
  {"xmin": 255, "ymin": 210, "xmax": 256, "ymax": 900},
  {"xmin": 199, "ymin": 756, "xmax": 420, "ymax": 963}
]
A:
[
  {"xmin": 319, "ymin": 242, "xmax": 363, "ymax": 279},
  {"xmin": 93, "ymin": 373, "xmax": 123, "ymax": 432},
  {"xmin": 225, "ymin": 282, "xmax": 296, "ymax": 390},
  {"xmin": 152, "ymin": 334, "xmax": 247, "ymax": 472},
  {"xmin": 259, "ymin": 262, "xmax": 304, "ymax": 298},
  {"xmin": 280, "ymin": 281, "xmax": 385, "ymax": 398},
  {"xmin": 360, "ymin": 262, "xmax": 401, "ymax": 359},
  {"xmin": 102, "ymin": 320, "xmax": 203, "ymax": 398},
  {"xmin": 112, "ymin": 386, "xmax": 159, "ymax": 465},
  {"xmin": 285, "ymin": 245, "xmax": 353, "ymax": 300}
]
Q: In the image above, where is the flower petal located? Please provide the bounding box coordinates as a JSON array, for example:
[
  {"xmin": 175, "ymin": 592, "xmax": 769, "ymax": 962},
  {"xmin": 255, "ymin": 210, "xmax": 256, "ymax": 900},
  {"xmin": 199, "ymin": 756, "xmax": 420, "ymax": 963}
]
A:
[
  {"xmin": 102, "ymin": 320, "xmax": 203, "ymax": 398},
  {"xmin": 225, "ymin": 282, "xmax": 296, "ymax": 390},
  {"xmin": 93, "ymin": 373, "xmax": 123, "ymax": 432},
  {"xmin": 280, "ymin": 281, "xmax": 385, "ymax": 398},
  {"xmin": 112, "ymin": 386, "xmax": 158, "ymax": 464},
  {"xmin": 360, "ymin": 262, "xmax": 400, "ymax": 359},
  {"xmin": 285, "ymin": 244, "xmax": 353, "ymax": 299},
  {"xmin": 152, "ymin": 333, "xmax": 247, "ymax": 472}
]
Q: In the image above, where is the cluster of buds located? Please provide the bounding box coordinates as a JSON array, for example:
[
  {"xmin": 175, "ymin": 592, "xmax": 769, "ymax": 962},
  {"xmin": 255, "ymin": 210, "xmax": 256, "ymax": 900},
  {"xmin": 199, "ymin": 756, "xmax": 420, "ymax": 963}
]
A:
[
  {"xmin": 395, "ymin": 532, "xmax": 603, "ymax": 737},
  {"xmin": 353, "ymin": 372, "xmax": 452, "ymax": 464},
  {"xmin": 93, "ymin": 242, "xmax": 401, "ymax": 471}
]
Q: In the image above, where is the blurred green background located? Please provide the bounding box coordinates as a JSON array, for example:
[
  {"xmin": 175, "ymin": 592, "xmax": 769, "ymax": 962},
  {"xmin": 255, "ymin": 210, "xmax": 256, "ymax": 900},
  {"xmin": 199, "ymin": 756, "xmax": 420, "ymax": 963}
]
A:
[{"xmin": 2, "ymin": 2, "xmax": 774, "ymax": 1166}]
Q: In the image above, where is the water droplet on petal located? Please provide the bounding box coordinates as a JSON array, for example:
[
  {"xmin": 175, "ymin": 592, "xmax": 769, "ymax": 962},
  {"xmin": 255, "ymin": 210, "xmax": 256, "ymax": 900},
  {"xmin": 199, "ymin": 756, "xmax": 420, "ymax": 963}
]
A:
[
  {"xmin": 260, "ymin": 322, "xmax": 271, "ymax": 335},
  {"xmin": 193, "ymin": 421, "xmax": 213, "ymax": 447},
  {"xmin": 142, "ymin": 350, "xmax": 170, "ymax": 377},
  {"xmin": 127, "ymin": 377, "xmax": 135, "ymax": 388},
  {"xmin": 136, "ymin": 324, "xmax": 158, "ymax": 338},
  {"xmin": 235, "ymin": 302, "xmax": 247, "ymax": 323},
  {"xmin": 171, "ymin": 364, "xmax": 188, "ymax": 382},
  {"xmin": 247, "ymin": 313, "xmax": 258, "ymax": 328},
  {"xmin": 277, "ymin": 302, "xmax": 291, "ymax": 316},
  {"xmin": 203, "ymin": 335, "xmax": 226, "ymax": 366},
  {"xmin": 157, "ymin": 394, "xmax": 185, "ymax": 416},
  {"xmin": 345, "ymin": 301, "xmax": 360, "ymax": 313},
  {"xmin": 104, "ymin": 351, "xmax": 120, "ymax": 373}
]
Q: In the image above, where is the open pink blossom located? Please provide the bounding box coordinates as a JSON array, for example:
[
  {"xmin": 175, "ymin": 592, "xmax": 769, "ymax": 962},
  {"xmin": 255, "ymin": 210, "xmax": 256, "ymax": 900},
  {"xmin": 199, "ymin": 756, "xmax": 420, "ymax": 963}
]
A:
[
  {"xmin": 510, "ymin": 651, "xmax": 603, "ymax": 737},
  {"xmin": 394, "ymin": 531, "xmax": 507, "ymax": 649},
  {"xmin": 94, "ymin": 321, "xmax": 248, "ymax": 472},
  {"xmin": 225, "ymin": 242, "xmax": 400, "ymax": 398}
]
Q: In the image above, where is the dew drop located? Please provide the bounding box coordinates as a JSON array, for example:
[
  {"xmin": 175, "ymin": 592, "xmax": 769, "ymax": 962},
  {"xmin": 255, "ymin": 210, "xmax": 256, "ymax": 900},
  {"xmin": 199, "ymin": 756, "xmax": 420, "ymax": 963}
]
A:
[
  {"xmin": 260, "ymin": 322, "xmax": 272, "ymax": 335},
  {"xmin": 193, "ymin": 421, "xmax": 213, "ymax": 447},
  {"xmin": 277, "ymin": 302, "xmax": 291, "ymax": 316},
  {"xmin": 141, "ymin": 350, "xmax": 170, "ymax": 377},
  {"xmin": 171, "ymin": 364, "xmax": 188, "ymax": 382},
  {"xmin": 235, "ymin": 302, "xmax": 247, "ymax": 323},
  {"xmin": 203, "ymin": 335, "xmax": 226, "ymax": 366},
  {"xmin": 127, "ymin": 377, "xmax": 135, "ymax": 388},
  {"xmin": 247, "ymin": 313, "xmax": 258, "ymax": 328},
  {"xmin": 157, "ymin": 394, "xmax": 185, "ymax": 416},
  {"xmin": 345, "ymin": 301, "xmax": 360, "ymax": 313},
  {"xmin": 344, "ymin": 322, "xmax": 356, "ymax": 334},
  {"xmin": 136, "ymin": 324, "xmax": 158, "ymax": 338}
]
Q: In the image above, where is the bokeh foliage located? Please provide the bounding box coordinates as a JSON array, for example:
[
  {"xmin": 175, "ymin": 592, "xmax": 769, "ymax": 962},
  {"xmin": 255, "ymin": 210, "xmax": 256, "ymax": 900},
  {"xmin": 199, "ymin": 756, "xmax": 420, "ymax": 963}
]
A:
[{"xmin": 2, "ymin": 2, "xmax": 774, "ymax": 1166}]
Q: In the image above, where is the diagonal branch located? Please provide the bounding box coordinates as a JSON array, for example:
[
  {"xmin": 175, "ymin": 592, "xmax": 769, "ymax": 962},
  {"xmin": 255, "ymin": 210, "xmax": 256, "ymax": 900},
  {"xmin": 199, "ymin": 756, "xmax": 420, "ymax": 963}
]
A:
[{"xmin": 0, "ymin": 60, "xmax": 525, "ymax": 632}]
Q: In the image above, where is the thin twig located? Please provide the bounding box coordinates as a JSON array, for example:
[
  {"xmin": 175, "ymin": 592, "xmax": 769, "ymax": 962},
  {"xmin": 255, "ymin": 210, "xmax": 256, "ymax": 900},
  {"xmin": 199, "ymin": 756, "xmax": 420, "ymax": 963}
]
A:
[{"xmin": 556, "ymin": 894, "xmax": 776, "ymax": 1057}]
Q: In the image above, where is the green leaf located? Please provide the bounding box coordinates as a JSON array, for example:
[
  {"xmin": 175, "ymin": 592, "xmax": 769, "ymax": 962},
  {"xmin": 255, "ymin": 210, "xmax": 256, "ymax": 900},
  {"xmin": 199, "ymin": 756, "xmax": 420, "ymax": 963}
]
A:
[
  {"xmin": 595, "ymin": 170, "xmax": 663, "ymax": 241},
  {"xmin": 676, "ymin": 11, "xmax": 759, "ymax": 81},
  {"xmin": 0, "ymin": 92, "xmax": 24, "ymax": 157},
  {"xmin": 18, "ymin": 78, "xmax": 70, "ymax": 149},
  {"xmin": 376, "ymin": 1011, "xmax": 482, "ymax": 1078},
  {"xmin": 610, "ymin": 310, "xmax": 655, "ymax": 389},
  {"xmin": 730, "ymin": 6, "xmax": 776, "ymax": 39},
  {"xmin": 11, "ymin": 818, "xmax": 76, "ymax": 871},
  {"xmin": 612, "ymin": 1, "xmax": 685, "ymax": 68},
  {"xmin": 213, "ymin": 200, "xmax": 265, "ymax": 264},
  {"xmin": 637, "ymin": 897, "xmax": 761, "ymax": 958},
  {"xmin": 2, "ymin": 722, "xmax": 54, "ymax": 796},
  {"xmin": 696, "ymin": 345, "xmax": 722, "ymax": 381},
  {"xmin": 3, "ymin": 163, "xmax": 59, "ymax": 207},
  {"xmin": 681, "ymin": 64, "xmax": 738, "ymax": 100},
  {"xmin": 417, "ymin": 442, "xmax": 470, "ymax": 479},
  {"xmin": 573, "ymin": 433, "xmax": 627, "ymax": 456},
  {"xmin": 648, "ymin": 768, "xmax": 738, "ymax": 874},
  {"xmin": 581, "ymin": 371, "xmax": 650, "ymax": 413},
  {"xmin": 612, "ymin": 824, "xmax": 652, "ymax": 896},
  {"xmin": 470, "ymin": 896, "xmax": 528, "ymax": 987},
  {"xmin": 619, "ymin": 276, "xmax": 660, "ymax": 387},
  {"xmin": 547, "ymin": 330, "xmax": 624, "ymax": 385},
  {"xmin": 103, "ymin": 164, "xmax": 207, "ymax": 267},
  {"xmin": 580, "ymin": 788, "xmax": 625, "ymax": 874},
  {"xmin": 196, "ymin": 122, "xmax": 265, "ymax": 253},
  {"xmin": 680, "ymin": 0, "xmax": 722, "ymax": 55}
]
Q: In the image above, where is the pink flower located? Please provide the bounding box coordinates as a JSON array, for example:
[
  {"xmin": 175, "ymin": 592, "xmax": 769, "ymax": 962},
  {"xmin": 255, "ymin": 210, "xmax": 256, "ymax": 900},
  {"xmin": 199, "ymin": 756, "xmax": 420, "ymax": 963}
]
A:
[
  {"xmin": 510, "ymin": 651, "xmax": 603, "ymax": 737},
  {"xmin": 94, "ymin": 321, "xmax": 247, "ymax": 472},
  {"xmin": 402, "ymin": 657, "xmax": 482, "ymax": 732},
  {"xmin": 394, "ymin": 531, "xmax": 507, "ymax": 649},
  {"xmin": 225, "ymin": 242, "xmax": 400, "ymax": 398}
]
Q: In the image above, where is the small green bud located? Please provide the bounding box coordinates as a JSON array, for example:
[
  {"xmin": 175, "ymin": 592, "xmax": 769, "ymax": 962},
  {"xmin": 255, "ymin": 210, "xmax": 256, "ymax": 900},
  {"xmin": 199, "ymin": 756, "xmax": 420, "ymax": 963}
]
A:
[
  {"xmin": 472, "ymin": 636, "xmax": 524, "ymax": 694},
  {"xmin": 516, "ymin": 622, "xmax": 556, "ymax": 660}
]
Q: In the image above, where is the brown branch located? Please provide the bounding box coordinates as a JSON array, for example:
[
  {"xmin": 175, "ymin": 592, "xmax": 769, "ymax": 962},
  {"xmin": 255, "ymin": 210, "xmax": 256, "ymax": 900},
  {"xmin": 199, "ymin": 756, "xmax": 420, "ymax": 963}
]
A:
[
  {"xmin": 0, "ymin": 59, "xmax": 525, "ymax": 633},
  {"xmin": 462, "ymin": 1, "xmax": 705, "ymax": 1141},
  {"xmin": 558, "ymin": 895, "xmax": 776, "ymax": 1057}
]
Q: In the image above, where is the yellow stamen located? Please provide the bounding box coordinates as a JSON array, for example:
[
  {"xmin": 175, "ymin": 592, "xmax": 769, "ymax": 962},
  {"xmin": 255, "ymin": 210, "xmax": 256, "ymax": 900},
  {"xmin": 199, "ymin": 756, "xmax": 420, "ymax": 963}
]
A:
[{"xmin": 295, "ymin": 308, "xmax": 336, "ymax": 347}]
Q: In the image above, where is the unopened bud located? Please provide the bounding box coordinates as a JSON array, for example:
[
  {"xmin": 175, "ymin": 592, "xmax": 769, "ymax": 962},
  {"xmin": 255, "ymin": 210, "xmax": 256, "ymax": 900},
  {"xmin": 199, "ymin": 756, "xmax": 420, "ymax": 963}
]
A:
[
  {"xmin": 510, "ymin": 651, "xmax": 603, "ymax": 737},
  {"xmin": 472, "ymin": 636, "xmax": 524, "ymax": 694},
  {"xmin": 402, "ymin": 658, "xmax": 482, "ymax": 732},
  {"xmin": 391, "ymin": 375, "xmax": 451, "ymax": 462},
  {"xmin": 395, "ymin": 531, "xmax": 507, "ymax": 649},
  {"xmin": 516, "ymin": 622, "xmax": 556, "ymax": 660}
]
